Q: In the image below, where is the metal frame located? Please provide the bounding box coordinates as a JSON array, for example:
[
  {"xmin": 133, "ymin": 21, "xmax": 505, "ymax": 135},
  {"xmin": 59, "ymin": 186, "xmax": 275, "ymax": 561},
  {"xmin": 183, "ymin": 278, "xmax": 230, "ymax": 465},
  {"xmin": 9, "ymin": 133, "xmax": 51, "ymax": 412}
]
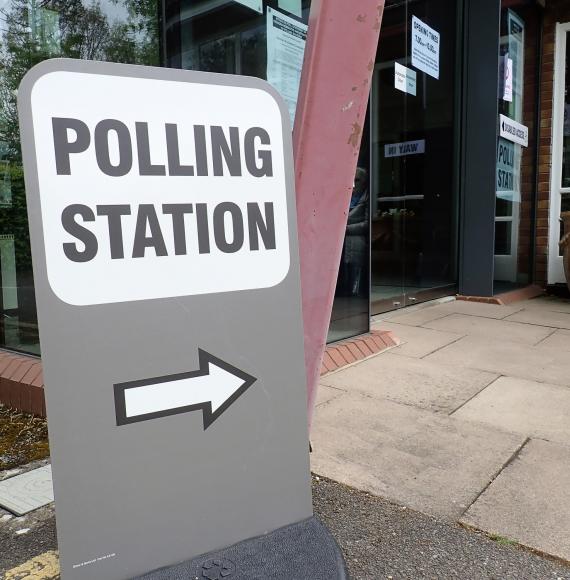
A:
[{"xmin": 548, "ymin": 21, "xmax": 570, "ymax": 284}]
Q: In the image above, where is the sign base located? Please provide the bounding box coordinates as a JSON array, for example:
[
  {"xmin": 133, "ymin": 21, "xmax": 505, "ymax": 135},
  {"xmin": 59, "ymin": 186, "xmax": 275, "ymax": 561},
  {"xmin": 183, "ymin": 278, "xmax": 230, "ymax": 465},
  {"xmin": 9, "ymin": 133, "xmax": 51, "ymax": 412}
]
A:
[{"xmin": 135, "ymin": 516, "xmax": 347, "ymax": 580}]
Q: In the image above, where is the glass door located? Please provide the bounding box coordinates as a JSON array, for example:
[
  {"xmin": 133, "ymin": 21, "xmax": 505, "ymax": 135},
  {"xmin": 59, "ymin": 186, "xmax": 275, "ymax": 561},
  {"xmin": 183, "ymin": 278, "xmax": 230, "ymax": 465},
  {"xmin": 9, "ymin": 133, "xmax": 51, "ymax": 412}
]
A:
[
  {"xmin": 370, "ymin": 0, "xmax": 459, "ymax": 315},
  {"xmin": 549, "ymin": 24, "xmax": 570, "ymax": 285}
]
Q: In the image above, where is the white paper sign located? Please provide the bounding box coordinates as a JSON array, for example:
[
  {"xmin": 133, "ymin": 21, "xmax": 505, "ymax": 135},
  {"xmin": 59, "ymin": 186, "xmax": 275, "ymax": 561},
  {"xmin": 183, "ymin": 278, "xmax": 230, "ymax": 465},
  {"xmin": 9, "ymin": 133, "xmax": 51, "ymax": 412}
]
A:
[
  {"xmin": 503, "ymin": 57, "xmax": 513, "ymax": 102},
  {"xmin": 267, "ymin": 7, "xmax": 308, "ymax": 125},
  {"xmin": 384, "ymin": 139, "xmax": 426, "ymax": 158},
  {"xmin": 28, "ymin": 71, "xmax": 291, "ymax": 305},
  {"xmin": 278, "ymin": 0, "xmax": 302, "ymax": 18},
  {"xmin": 394, "ymin": 62, "xmax": 417, "ymax": 96},
  {"xmin": 411, "ymin": 16, "xmax": 440, "ymax": 79},
  {"xmin": 234, "ymin": 0, "xmax": 262, "ymax": 14},
  {"xmin": 499, "ymin": 114, "xmax": 528, "ymax": 147}
]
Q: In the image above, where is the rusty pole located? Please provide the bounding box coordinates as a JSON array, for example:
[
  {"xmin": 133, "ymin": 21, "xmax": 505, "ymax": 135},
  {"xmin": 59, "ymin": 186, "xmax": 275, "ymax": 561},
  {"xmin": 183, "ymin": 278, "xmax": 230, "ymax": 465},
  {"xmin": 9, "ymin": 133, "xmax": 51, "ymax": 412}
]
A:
[{"xmin": 293, "ymin": 0, "xmax": 385, "ymax": 431}]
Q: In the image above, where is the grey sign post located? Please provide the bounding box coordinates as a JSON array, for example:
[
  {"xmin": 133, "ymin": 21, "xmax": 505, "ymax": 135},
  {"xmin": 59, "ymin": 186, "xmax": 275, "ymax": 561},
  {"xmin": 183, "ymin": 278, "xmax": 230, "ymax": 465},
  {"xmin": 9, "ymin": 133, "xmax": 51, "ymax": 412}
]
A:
[{"xmin": 17, "ymin": 59, "xmax": 331, "ymax": 579}]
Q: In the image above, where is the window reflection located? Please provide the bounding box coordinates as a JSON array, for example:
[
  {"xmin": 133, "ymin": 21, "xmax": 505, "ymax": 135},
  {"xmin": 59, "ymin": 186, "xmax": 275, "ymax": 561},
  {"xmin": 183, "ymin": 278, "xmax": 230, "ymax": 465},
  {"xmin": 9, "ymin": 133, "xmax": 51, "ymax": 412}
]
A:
[{"xmin": 0, "ymin": 0, "xmax": 159, "ymax": 355}]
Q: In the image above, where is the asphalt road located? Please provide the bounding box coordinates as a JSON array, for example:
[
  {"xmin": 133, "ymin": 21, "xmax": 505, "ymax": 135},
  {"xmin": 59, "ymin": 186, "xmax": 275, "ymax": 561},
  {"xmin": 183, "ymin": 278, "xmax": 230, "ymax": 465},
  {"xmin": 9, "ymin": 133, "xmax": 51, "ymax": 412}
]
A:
[{"xmin": 1, "ymin": 473, "xmax": 570, "ymax": 579}]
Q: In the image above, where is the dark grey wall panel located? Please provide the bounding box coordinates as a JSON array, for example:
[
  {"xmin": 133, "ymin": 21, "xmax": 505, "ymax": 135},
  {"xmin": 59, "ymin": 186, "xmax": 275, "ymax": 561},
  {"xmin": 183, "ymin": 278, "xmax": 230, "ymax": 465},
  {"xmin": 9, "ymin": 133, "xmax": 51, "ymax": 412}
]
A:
[{"xmin": 459, "ymin": 0, "xmax": 501, "ymax": 297}]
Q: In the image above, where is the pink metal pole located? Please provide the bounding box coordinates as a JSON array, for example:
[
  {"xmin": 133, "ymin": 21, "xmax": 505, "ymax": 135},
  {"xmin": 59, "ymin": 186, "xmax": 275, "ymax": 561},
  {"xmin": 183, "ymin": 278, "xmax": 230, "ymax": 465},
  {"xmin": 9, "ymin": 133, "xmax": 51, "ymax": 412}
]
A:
[{"xmin": 293, "ymin": 0, "xmax": 385, "ymax": 432}]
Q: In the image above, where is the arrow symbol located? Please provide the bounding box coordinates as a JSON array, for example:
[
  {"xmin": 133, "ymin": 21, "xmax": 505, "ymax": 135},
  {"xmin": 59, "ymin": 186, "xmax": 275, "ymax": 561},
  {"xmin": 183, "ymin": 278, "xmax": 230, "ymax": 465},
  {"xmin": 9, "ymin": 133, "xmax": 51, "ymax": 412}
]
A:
[{"xmin": 114, "ymin": 350, "xmax": 256, "ymax": 429}]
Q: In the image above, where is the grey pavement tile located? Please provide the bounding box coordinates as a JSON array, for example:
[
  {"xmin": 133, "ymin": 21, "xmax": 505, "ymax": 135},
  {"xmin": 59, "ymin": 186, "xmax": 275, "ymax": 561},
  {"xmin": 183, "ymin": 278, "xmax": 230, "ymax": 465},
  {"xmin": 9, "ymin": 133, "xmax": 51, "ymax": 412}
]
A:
[
  {"xmin": 380, "ymin": 306, "xmax": 452, "ymax": 327},
  {"xmin": 0, "ymin": 465, "xmax": 53, "ymax": 516},
  {"xmin": 536, "ymin": 329, "xmax": 570, "ymax": 352},
  {"xmin": 315, "ymin": 384, "xmax": 346, "ymax": 407},
  {"xmin": 425, "ymin": 335, "xmax": 570, "ymax": 387},
  {"xmin": 320, "ymin": 352, "xmax": 498, "ymax": 414},
  {"xmin": 461, "ymin": 439, "xmax": 570, "ymax": 562},
  {"xmin": 424, "ymin": 313, "xmax": 552, "ymax": 345},
  {"xmin": 521, "ymin": 296, "xmax": 570, "ymax": 314},
  {"xmin": 453, "ymin": 376, "xmax": 570, "ymax": 446},
  {"xmin": 371, "ymin": 321, "xmax": 463, "ymax": 358},
  {"xmin": 442, "ymin": 300, "xmax": 525, "ymax": 319},
  {"xmin": 311, "ymin": 393, "xmax": 525, "ymax": 520},
  {"xmin": 505, "ymin": 308, "xmax": 570, "ymax": 330}
]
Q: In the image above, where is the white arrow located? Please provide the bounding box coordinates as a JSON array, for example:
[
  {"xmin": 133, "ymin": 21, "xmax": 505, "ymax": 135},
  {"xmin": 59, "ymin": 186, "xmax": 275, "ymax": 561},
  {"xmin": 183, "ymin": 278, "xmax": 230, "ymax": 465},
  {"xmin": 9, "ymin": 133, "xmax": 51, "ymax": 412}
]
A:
[{"xmin": 114, "ymin": 350, "xmax": 256, "ymax": 429}]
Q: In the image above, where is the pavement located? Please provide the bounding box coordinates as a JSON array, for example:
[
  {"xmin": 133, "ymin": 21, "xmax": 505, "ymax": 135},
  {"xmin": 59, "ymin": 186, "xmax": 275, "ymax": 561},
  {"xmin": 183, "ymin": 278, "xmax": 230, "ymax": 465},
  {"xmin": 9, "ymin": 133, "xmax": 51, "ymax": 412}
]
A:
[
  {"xmin": 312, "ymin": 295, "xmax": 570, "ymax": 566},
  {"xmin": 2, "ymin": 295, "xmax": 570, "ymax": 578}
]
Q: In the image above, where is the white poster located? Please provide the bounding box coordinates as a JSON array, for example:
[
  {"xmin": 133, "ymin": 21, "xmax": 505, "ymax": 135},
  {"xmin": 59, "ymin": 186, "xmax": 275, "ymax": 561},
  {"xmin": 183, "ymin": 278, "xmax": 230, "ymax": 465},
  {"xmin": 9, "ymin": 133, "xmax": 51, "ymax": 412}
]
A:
[
  {"xmin": 394, "ymin": 62, "xmax": 417, "ymax": 96},
  {"xmin": 234, "ymin": 0, "xmax": 263, "ymax": 14},
  {"xmin": 278, "ymin": 0, "xmax": 302, "ymax": 18},
  {"xmin": 503, "ymin": 57, "xmax": 513, "ymax": 102},
  {"xmin": 267, "ymin": 7, "xmax": 308, "ymax": 125},
  {"xmin": 411, "ymin": 16, "xmax": 440, "ymax": 79},
  {"xmin": 500, "ymin": 114, "xmax": 528, "ymax": 148},
  {"xmin": 384, "ymin": 139, "xmax": 425, "ymax": 158}
]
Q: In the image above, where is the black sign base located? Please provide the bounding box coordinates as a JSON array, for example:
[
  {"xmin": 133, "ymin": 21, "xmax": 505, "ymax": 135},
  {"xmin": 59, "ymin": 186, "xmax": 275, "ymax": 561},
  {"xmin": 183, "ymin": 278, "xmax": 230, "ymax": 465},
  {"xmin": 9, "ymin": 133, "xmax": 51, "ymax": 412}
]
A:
[{"xmin": 134, "ymin": 516, "xmax": 348, "ymax": 580}]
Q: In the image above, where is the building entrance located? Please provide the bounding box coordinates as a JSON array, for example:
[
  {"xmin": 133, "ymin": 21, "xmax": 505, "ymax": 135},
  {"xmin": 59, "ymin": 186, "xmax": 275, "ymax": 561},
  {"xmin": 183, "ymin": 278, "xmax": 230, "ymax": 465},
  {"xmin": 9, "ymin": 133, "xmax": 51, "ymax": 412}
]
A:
[{"xmin": 368, "ymin": 0, "xmax": 459, "ymax": 314}]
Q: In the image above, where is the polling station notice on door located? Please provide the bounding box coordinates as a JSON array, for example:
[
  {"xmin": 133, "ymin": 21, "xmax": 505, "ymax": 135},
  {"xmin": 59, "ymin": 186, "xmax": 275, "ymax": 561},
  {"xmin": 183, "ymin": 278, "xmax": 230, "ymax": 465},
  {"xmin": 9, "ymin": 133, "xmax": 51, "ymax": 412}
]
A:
[
  {"xmin": 267, "ymin": 6, "xmax": 308, "ymax": 125},
  {"xmin": 411, "ymin": 16, "xmax": 440, "ymax": 79}
]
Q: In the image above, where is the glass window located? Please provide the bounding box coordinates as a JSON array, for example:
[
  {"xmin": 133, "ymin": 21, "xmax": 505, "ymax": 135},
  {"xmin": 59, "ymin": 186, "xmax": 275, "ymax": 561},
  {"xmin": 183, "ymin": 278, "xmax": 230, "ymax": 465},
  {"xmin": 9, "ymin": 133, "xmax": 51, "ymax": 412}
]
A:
[
  {"xmin": 494, "ymin": 3, "xmax": 540, "ymax": 292},
  {"xmin": 164, "ymin": 0, "xmax": 311, "ymax": 125},
  {"xmin": 0, "ymin": 0, "xmax": 159, "ymax": 355}
]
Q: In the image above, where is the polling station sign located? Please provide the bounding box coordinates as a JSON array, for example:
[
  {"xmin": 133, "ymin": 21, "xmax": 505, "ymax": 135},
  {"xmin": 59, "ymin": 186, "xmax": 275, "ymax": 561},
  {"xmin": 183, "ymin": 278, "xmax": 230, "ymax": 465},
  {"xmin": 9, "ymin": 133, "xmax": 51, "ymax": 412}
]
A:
[{"xmin": 18, "ymin": 59, "xmax": 312, "ymax": 580}]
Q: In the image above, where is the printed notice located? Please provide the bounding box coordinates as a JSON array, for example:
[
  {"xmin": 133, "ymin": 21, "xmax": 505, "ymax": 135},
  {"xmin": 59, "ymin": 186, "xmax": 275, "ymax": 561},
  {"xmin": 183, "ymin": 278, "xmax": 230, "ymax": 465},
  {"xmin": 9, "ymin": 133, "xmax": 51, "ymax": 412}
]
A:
[
  {"xmin": 267, "ymin": 7, "xmax": 308, "ymax": 124},
  {"xmin": 234, "ymin": 0, "xmax": 262, "ymax": 13},
  {"xmin": 394, "ymin": 62, "xmax": 417, "ymax": 96},
  {"xmin": 499, "ymin": 114, "xmax": 528, "ymax": 148},
  {"xmin": 385, "ymin": 139, "xmax": 426, "ymax": 158},
  {"xmin": 411, "ymin": 16, "xmax": 440, "ymax": 79},
  {"xmin": 503, "ymin": 56, "xmax": 513, "ymax": 102},
  {"xmin": 278, "ymin": 0, "xmax": 302, "ymax": 17}
]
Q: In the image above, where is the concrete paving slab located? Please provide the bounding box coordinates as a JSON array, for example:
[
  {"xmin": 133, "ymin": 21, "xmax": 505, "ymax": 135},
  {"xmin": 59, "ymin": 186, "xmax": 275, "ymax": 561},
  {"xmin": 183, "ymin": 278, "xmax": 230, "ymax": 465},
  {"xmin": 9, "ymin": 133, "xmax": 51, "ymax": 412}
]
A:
[
  {"xmin": 425, "ymin": 335, "xmax": 570, "ymax": 387},
  {"xmin": 461, "ymin": 439, "xmax": 570, "ymax": 562},
  {"xmin": 424, "ymin": 314, "xmax": 552, "ymax": 345},
  {"xmin": 443, "ymin": 301, "xmax": 525, "ymax": 319},
  {"xmin": 520, "ymin": 296, "xmax": 570, "ymax": 314},
  {"xmin": 505, "ymin": 308, "xmax": 570, "ymax": 330},
  {"xmin": 453, "ymin": 376, "xmax": 570, "ymax": 446},
  {"xmin": 536, "ymin": 329, "xmax": 570, "ymax": 352},
  {"xmin": 371, "ymin": 321, "xmax": 463, "ymax": 358},
  {"xmin": 316, "ymin": 384, "xmax": 346, "ymax": 407},
  {"xmin": 320, "ymin": 352, "xmax": 498, "ymax": 414},
  {"xmin": 0, "ymin": 466, "xmax": 53, "ymax": 516},
  {"xmin": 380, "ymin": 307, "xmax": 452, "ymax": 327},
  {"xmin": 311, "ymin": 393, "xmax": 525, "ymax": 520}
]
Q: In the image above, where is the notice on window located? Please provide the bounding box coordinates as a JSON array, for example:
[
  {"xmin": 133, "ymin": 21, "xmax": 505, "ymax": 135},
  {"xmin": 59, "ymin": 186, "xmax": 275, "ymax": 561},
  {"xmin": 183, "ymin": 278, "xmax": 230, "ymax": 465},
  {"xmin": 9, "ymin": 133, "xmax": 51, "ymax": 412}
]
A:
[
  {"xmin": 278, "ymin": 0, "xmax": 302, "ymax": 18},
  {"xmin": 385, "ymin": 139, "xmax": 425, "ymax": 158},
  {"xmin": 234, "ymin": 0, "xmax": 262, "ymax": 14},
  {"xmin": 500, "ymin": 114, "xmax": 528, "ymax": 147},
  {"xmin": 267, "ymin": 7, "xmax": 308, "ymax": 125},
  {"xmin": 503, "ymin": 56, "xmax": 513, "ymax": 102},
  {"xmin": 411, "ymin": 16, "xmax": 440, "ymax": 79},
  {"xmin": 394, "ymin": 62, "xmax": 417, "ymax": 96}
]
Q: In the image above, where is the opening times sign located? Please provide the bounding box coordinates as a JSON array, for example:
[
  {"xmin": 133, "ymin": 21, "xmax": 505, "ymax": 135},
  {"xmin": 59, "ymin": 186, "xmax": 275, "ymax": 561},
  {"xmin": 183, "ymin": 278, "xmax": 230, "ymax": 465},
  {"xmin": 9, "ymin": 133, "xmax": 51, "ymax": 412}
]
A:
[{"xmin": 411, "ymin": 16, "xmax": 440, "ymax": 79}]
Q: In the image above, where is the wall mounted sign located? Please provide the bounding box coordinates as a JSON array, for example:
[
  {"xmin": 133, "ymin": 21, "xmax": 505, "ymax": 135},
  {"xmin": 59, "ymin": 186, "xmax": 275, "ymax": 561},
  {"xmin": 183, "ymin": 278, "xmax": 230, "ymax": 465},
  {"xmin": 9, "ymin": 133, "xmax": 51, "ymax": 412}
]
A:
[
  {"xmin": 499, "ymin": 114, "xmax": 529, "ymax": 147},
  {"xmin": 18, "ymin": 59, "xmax": 312, "ymax": 580},
  {"xmin": 394, "ymin": 62, "xmax": 417, "ymax": 96},
  {"xmin": 384, "ymin": 139, "xmax": 426, "ymax": 158},
  {"xmin": 411, "ymin": 15, "xmax": 440, "ymax": 79}
]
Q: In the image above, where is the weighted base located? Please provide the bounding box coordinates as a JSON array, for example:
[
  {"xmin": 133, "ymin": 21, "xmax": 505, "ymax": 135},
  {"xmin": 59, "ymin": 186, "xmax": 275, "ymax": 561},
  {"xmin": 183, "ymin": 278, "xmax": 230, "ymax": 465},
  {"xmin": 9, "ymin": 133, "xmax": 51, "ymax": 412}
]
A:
[{"xmin": 134, "ymin": 516, "xmax": 348, "ymax": 580}]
